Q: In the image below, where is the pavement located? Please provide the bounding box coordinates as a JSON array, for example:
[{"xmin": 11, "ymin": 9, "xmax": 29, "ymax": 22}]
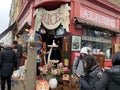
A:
[{"xmin": 0, "ymin": 79, "xmax": 25, "ymax": 90}]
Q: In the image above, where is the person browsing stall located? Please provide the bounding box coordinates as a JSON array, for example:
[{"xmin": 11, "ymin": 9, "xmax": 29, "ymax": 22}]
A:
[
  {"xmin": 72, "ymin": 47, "xmax": 91, "ymax": 77},
  {"xmin": 0, "ymin": 44, "xmax": 17, "ymax": 90},
  {"xmin": 78, "ymin": 55, "xmax": 103, "ymax": 90},
  {"xmin": 13, "ymin": 40, "xmax": 23, "ymax": 68}
]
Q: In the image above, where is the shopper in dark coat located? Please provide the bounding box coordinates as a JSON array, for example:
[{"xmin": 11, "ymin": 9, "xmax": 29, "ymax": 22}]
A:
[
  {"xmin": 13, "ymin": 40, "xmax": 23, "ymax": 67},
  {"xmin": 0, "ymin": 44, "xmax": 17, "ymax": 90},
  {"xmin": 0, "ymin": 45, "xmax": 4, "ymax": 51},
  {"xmin": 77, "ymin": 55, "xmax": 103, "ymax": 90},
  {"xmin": 94, "ymin": 51, "xmax": 120, "ymax": 90}
]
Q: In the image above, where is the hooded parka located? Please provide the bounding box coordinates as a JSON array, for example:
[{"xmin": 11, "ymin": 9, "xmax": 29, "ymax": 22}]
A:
[{"xmin": 0, "ymin": 47, "xmax": 17, "ymax": 77}]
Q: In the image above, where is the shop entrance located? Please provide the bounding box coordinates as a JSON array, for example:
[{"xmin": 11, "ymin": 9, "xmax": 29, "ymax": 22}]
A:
[
  {"xmin": 36, "ymin": 24, "xmax": 72, "ymax": 78},
  {"xmin": 37, "ymin": 25, "xmax": 64, "ymax": 66}
]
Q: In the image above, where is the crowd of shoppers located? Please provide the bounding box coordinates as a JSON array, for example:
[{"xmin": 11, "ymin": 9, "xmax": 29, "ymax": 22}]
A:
[
  {"xmin": 73, "ymin": 47, "xmax": 120, "ymax": 90},
  {"xmin": 0, "ymin": 42, "xmax": 120, "ymax": 90}
]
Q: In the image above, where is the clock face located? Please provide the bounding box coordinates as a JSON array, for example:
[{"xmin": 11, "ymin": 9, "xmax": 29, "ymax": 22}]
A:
[{"xmin": 56, "ymin": 27, "xmax": 65, "ymax": 36}]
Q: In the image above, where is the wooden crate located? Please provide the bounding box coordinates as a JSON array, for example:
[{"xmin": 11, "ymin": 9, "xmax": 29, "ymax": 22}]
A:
[{"xmin": 51, "ymin": 76, "xmax": 80, "ymax": 90}]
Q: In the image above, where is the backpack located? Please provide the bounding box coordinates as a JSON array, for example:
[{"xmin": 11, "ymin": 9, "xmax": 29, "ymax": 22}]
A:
[
  {"xmin": 76, "ymin": 56, "xmax": 80, "ymax": 69},
  {"xmin": 73, "ymin": 56, "xmax": 85, "ymax": 75}
]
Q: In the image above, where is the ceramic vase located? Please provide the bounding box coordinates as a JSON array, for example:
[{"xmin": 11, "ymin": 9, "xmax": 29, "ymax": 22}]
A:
[{"xmin": 49, "ymin": 78, "xmax": 58, "ymax": 89}]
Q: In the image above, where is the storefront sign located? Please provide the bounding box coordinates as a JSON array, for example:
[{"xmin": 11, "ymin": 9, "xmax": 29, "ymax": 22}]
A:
[
  {"xmin": 82, "ymin": 36, "xmax": 111, "ymax": 43},
  {"xmin": 80, "ymin": 8, "xmax": 116, "ymax": 28},
  {"xmin": 41, "ymin": 9, "xmax": 61, "ymax": 29},
  {"xmin": 34, "ymin": 4, "xmax": 70, "ymax": 32}
]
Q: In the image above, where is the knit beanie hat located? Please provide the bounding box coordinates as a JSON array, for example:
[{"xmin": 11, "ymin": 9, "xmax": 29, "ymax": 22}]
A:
[{"xmin": 80, "ymin": 47, "xmax": 90, "ymax": 55}]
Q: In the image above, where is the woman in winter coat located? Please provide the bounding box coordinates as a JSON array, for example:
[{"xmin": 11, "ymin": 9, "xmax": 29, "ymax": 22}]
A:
[
  {"xmin": 0, "ymin": 44, "xmax": 17, "ymax": 90},
  {"xmin": 95, "ymin": 51, "xmax": 120, "ymax": 90},
  {"xmin": 78, "ymin": 55, "xmax": 103, "ymax": 90},
  {"xmin": 72, "ymin": 47, "xmax": 91, "ymax": 76}
]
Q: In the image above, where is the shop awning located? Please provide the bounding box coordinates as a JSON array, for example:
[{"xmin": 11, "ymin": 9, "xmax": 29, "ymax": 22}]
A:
[
  {"xmin": 0, "ymin": 22, "xmax": 17, "ymax": 40},
  {"xmin": 16, "ymin": 22, "xmax": 31, "ymax": 37},
  {"xmin": 34, "ymin": 0, "xmax": 71, "ymax": 10},
  {"xmin": 74, "ymin": 17, "xmax": 120, "ymax": 33}
]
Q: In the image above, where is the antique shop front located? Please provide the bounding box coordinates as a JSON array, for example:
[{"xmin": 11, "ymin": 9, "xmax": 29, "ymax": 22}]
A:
[
  {"xmin": 33, "ymin": 0, "xmax": 72, "ymax": 68},
  {"xmin": 71, "ymin": 0, "xmax": 120, "ymax": 67},
  {"xmin": 33, "ymin": 0, "xmax": 120, "ymax": 68}
]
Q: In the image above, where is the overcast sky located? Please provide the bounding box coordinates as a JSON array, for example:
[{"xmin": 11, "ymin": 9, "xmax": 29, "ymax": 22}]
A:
[{"xmin": 0, "ymin": 0, "xmax": 12, "ymax": 34}]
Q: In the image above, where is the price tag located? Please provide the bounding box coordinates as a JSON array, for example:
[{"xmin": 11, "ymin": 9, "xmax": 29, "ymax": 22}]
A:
[{"xmin": 62, "ymin": 74, "xmax": 69, "ymax": 81}]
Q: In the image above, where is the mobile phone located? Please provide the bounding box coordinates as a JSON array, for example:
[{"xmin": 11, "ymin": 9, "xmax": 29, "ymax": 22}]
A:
[{"xmin": 74, "ymin": 73, "xmax": 80, "ymax": 78}]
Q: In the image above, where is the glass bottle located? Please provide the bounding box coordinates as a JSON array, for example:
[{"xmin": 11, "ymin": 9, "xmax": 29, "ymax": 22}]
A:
[{"xmin": 64, "ymin": 42, "xmax": 69, "ymax": 66}]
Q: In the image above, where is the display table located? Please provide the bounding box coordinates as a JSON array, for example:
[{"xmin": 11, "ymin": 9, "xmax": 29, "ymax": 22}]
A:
[
  {"xmin": 50, "ymin": 76, "xmax": 80, "ymax": 90},
  {"xmin": 37, "ymin": 74, "xmax": 79, "ymax": 90}
]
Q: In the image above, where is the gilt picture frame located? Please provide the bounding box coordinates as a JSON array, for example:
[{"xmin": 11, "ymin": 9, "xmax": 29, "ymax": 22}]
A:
[{"xmin": 71, "ymin": 35, "xmax": 81, "ymax": 51}]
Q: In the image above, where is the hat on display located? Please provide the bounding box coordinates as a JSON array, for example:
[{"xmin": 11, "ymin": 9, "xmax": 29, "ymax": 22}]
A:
[
  {"xmin": 3, "ymin": 43, "xmax": 11, "ymax": 48},
  {"xmin": 80, "ymin": 47, "xmax": 91, "ymax": 55},
  {"xmin": 13, "ymin": 40, "xmax": 18, "ymax": 44},
  {"xmin": 47, "ymin": 40, "xmax": 58, "ymax": 47}
]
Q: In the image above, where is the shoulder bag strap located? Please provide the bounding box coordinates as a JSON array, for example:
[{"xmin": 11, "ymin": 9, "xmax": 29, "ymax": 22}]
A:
[{"xmin": 76, "ymin": 56, "xmax": 80, "ymax": 69}]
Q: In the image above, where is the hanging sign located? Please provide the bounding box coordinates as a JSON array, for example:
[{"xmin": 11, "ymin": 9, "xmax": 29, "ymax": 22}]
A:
[
  {"xmin": 34, "ymin": 4, "xmax": 71, "ymax": 32},
  {"xmin": 41, "ymin": 9, "xmax": 61, "ymax": 30}
]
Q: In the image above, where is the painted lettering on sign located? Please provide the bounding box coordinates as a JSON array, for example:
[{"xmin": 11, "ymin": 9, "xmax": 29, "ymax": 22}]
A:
[
  {"xmin": 80, "ymin": 8, "xmax": 116, "ymax": 28},
  {"xmin": 82, "ymin": 36, "xmax": 112, "ymax": 43},
  {"xmin": 42, "ymin": 11, "xmax": 61, "ymax": 25},
  {"xmin": 41, "ymin": 8, "xmax": 62, "ymax": 30},
  {"xmin": 34, "ymin": 4, "xmax": 70, "ymax": 31}
]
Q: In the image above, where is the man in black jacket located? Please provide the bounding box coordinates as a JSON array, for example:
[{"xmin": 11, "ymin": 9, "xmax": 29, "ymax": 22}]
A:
[
  {"xmin": 0, "ymin": 44, "xmax": 17, "ymax": 90},
  {"xmin": 0, "ymin": 45, "xmax": 4, "ymax": 51},
  {"xmin": 13, "ymin": 40, "xmax": 23, "ymax": 68}
]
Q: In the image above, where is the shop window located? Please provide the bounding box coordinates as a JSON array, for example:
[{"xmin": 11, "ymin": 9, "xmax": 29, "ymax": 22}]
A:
[
  {"xmin": 81, "ymin": 40, "xmax": 112, "ymax": 59},
  {"xmin": 83, "ymin": 28, "xmax": 112, "ymax": 39},
  {"xmin": 55, "ymin": 25, "xmax": 66, "ymax": 37},
  {"xmin": 82, "ymin": 28, "xmax": 112, "ymax": 59}
]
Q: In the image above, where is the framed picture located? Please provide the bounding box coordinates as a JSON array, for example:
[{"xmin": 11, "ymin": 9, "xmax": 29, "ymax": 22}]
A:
[
  {"xmin": 71, "ymin": 35, "xmax": 81, "ymax": 51},
  {"xmin": 114, "ymin": 43, "xmax": 120, "ymax": 53}
]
